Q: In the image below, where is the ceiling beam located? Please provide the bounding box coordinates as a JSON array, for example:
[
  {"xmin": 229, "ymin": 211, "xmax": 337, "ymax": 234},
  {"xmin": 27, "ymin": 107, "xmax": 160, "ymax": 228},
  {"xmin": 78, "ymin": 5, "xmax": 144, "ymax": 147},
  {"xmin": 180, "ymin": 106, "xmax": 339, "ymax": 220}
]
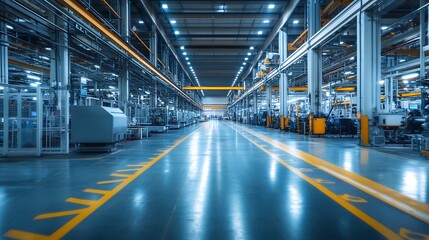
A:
[
  {"xmin": 168, "ymin": 13, "xmax": 280, "ymax": 19},
  {"xmin": 184, "ymin": 86, "xmax": 244, "ymax": 90}
]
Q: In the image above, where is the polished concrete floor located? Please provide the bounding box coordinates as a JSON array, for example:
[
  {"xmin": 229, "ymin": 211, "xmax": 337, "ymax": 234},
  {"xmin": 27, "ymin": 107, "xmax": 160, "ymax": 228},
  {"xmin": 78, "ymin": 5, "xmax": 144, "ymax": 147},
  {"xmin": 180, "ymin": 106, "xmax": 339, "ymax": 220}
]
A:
[{"xmin": 1, "ymin": 120, "xmax": 428, "ymax": 239}]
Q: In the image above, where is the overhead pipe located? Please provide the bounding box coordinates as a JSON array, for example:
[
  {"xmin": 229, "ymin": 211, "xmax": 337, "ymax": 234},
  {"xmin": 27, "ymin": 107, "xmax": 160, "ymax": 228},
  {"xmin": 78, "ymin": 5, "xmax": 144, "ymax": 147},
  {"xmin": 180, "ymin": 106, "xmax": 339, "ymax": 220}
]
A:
[
  {"xmin": 139, "ymin": 0, "xmax": 202, "ymax": 97},
  {"xmin": 237, "ymin": 0, "xmax": 300, "ymax": 88}
]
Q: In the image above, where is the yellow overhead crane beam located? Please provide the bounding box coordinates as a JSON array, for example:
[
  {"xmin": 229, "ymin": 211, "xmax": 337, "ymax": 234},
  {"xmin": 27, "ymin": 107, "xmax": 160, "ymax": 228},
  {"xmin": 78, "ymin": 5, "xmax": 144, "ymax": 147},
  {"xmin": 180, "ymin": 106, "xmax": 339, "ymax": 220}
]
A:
[
  {"xmin": 202, "ymin": 105, "xmax": 227, "ymax": 109},
  {"xmin": 59, "ymin": 0, "xmax": 200, "ymax": 108},
  {"xmin": 289, "ymin": 86, "xmax": 308, "ymax": 92},
  {"xmin": 334, "ymin": 86, "xmax": 356, "ymax": 92},
  {"xmin": 183, "ymin": 86, "xmax": 244, "ymax": 91},
  {"xmin": 398, "ymin": 91, "xmax": 421, "ymax": 98}
]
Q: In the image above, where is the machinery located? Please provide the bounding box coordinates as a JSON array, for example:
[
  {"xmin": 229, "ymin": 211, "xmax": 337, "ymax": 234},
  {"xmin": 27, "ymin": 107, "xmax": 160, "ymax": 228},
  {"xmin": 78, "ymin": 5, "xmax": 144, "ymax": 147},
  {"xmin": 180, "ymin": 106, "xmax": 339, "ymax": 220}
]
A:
[{"xmin": 71, "ymin": 106, "xmax": 127, "ymax": 151}]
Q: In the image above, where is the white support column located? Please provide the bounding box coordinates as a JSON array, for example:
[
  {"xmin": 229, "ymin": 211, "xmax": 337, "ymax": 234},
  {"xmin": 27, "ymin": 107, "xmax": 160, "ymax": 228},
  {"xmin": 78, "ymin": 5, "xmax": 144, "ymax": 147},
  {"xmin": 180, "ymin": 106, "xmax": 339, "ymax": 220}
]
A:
[
  {"xmin": 279, "ymin": 30, "xmax": 288, "ymax": 118},
  {"xmin": 0, "ymin": 22, "xmax": 8, "ymax": 84},
  {"xmin": 307, "ymin": 0, "xmax": 322, "ymax": 116},
  {"xmin": 420, "ymin": 0, "xmax": 426, "ymax": 80},
  {"xmin": 266, "ymin": 82, "xmax": 272, "ymax": 117},
  {"xmin": 357, "ymin": 11, "xmax": 380, "ymax": 120},
  {"xmin": 51, "ymin": 16, "xmax": 70, "ymax": 153}
]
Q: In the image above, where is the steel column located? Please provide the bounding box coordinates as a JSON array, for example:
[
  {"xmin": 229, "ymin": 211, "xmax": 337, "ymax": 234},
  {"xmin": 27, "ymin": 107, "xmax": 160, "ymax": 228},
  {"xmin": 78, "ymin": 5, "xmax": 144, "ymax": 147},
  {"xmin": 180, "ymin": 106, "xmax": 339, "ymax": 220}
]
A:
[
  {"xmin": 357, "ymin": 11, "xmax": 380, "ymax": 144},
  {"xmin": 308, "ymin": 0, "xmax": 322, "ymax": 115},
  {"xmin": 279, "ymin": 30, "xmax": 288, "ymax": 118},
  {"xmin": 119, "ymin": 0, "xmax": 130, "ymax": 114},
  {"xmin": 150, "ymin": 24, "xmax": 158, "ymax": 66},
  {"xmin": 51, "ymin": 16, "xmax": 70, "ymax": 153},
  {"xmin": 420, "ymin": 0, "xmax": 426, "ymax": 80},
  {"xmin": 0, "ymin": 22, "xmax": 8, "ymax": 84}
]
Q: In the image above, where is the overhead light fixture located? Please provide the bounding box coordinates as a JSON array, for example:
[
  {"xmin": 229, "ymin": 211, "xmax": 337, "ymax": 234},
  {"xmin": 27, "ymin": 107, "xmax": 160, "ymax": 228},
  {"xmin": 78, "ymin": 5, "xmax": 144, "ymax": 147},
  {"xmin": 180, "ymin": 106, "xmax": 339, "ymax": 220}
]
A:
[
  {"xmin": 344, "ymin": 71, "xmax": 353, "ymax": 75},
  {"xmin": 27, "ymin": 74, "xmax": 41, "ymax": 81},
  {"xmin": 39, "ymin": 56, "xmax": 49, "ymax": 60},
  {"xmin": 174, "ymin": 30, "xmax": 179, "ymax": 35},
  {"xmin": 112, "ymin": 73, "xmax": 118, "ymax": 77},
  {"xmin": 381, "ymin": 26, "xmax": 388, "ymax": 30},
  {"xmin": 247, "ymin": 52, "xmax": 251, "ymax": 56},
  {"xmin": 399, "ymin": 59, "xmax": 406, "ymax": 63},
  {"xmin": 6, "ymin": 25, "xmax": 13, "ymax": 30},
  {"xmin": 145, "ymin": 90, "xmax": 150, "ymax": 95},
  {"xmin": 257, "ymin": 31, "xmax": 263, "ymax": 35},
  {"xmin": 349, "ymin": 57, "xmax": 355, "ymax": 60},
  {"xmin": 30, "ymin": 83, "xmax": 41, "ymax": 87},
  {"xmin": 402, "ymin": 73, "xmax": 419, "ymax": 80},
  {"xmin": 170, "ymin": 20, "xmax": 177, "ymax": 24},
  {"xmin": 185, "ymin": 57, "xmax": 189, "ymax": 60},
  {"xmin": 263, "ymin": 20, "xmax": 270, "ymax": 23},
  {"xmin": 183, "ymin": 52, "xmax": 187, "ymax": 55},
  {"xmin": 240, "ymin": 66, "xmax": 243, "ymax": 69},
  {"xmin": 138, "ymin": 20, "xmax": 144, "ymax": 24},
  {"xmin": 403, "ymin": 80, "xmax": 409, "ymax": 84},
  {"xmin": 243, "ymin": 62, "xmax": 246, "ymax": 65},
  {"xmin": 250, "ymin": 46, "xmax": 254, "ymax": 50},
  {"xmin": 379, "ymin": 80, "xmax": 385, "ymax": 85},
  {"xmin": 245, "ymin": 58, "xmax": 248, "ymax": 60},
  {"xmin": 187, "ymin": 62, "xmax": 191, "ymax": 65},
  {"xmin": 45, "ymin": 47, "xmax": 51, "ymax": 51},
  {"xmin": 162, "ymin": 4, "xmax": 168, "ymax": 9},
  {"xmin": 339, "ymin": 41, "xmax": 344, "ymax": 44},
  {"xmin": 190, "ymin": 66, "xmax": 193, "ymax": 69},
  {"xmin": 180, "ymin": 46, "xmax": 185, "ymax": 50},
  {"xmin": 288, "ymin": 72, "xmax": 292, "ymax": 76},
  {"xmin": 293, "ymin": 20, "xmax": 299, "ymax": 24},
  {"xmin": 268, "ymin": 4, "xmax": 275, "ymax": 9}
]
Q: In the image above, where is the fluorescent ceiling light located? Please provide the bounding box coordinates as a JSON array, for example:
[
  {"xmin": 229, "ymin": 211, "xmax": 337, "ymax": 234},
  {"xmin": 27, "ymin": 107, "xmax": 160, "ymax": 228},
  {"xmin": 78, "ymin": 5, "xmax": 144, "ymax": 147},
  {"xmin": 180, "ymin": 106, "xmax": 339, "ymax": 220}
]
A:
[
  {"xmin": 268, "ymin": 4, "xmax": 275, "ymax": 9},
  {"xmin": 187, "ymin": 62, "xmax": 191, "ymax": 65},
  {"xmin": 250, "ymin": 46, "xmax": 254, "ymax": 50},
  {"xmin": 245, "ymin": 58, "xmax": 248, "ymax": 60},
  {"xmin": 292, "ymin": 20, "xmax": 299, "ymax": 24},
  {"xmin": 40, "ymin": 56, "xmax": 49, "ymax": 60},
  {"xmin": 138, "ymin": 20, "xmax": 144, "ymax": 24},
  {"xmin": 174, "ymin": 30, "xmax": 179, "ymax": 35},
  {"xmin": 257, "ymin": 31, "xmax": 263, "ymax": 35},
  {"xmin": 243, "ymin": 62, "xmax": 246, "ymax": 65},
  {"xmin": 403, "ymin": 80, "xmax": 409, "ymax": 84},
  {"xmin": 339, "ymin": 41, "xmax": 344, "ymax": 44},
  {"xmin": 27, "ymin": 74, "xmax": 41, "ymax": 81},
  {"xmin": 45, "ymin": 47, "xmax": 51, "ymax": 51},
  {"xmin": 180, "ymin": 46, "xmax": 185, "ymax": 50},
  {"xmin": 379, "ymin": 80, "xmax": 385, "ymax": 85},
  {"xmin": 349, "ymin": 57, "xmax": 354, "ymax": 60},
  {"xmin": 6, "ymin": 25, "xmax": 13, "ymax": 30},
  {"xmin": 402, "ymin": 73, "xmax": 419, "ymax": 80},
  {"xmin": 185, "ymin": 57, "xmax": 189, "ymax": 60},
  {"xmin": 30, "ymin": 83, "xmax": 40, "ymax": 87},
  {"xmin": 162, "ymin": 4, "xmax": 168, "ymax": 9},
  {"xmin": 399, "ymin": 59, "xmax": 406, "ymax": 63},
  {"xmin": 381, "ymin": 26, "xmax": 388, "ymax": 30},
  {"xmin": 344, "ymin": 71, "xmax": 353, "ymax": 75},
  {"xmin": 240, "ymin": 66, "xmax": 243, "ymax": 69},
  {"xmin": 94, "ymin": 65, "xmax": 100, "ymax": 69},
  {"xmin": 145, "ymin": 91, "xmax": 150, "ymax": 95},
  {"xmin": 288, "ymin": 72, "xmax": 292, "ymax": 76},
  {"xmin": 183, "ymin": 52, "xmax": 187, "ymax": 55},
  {"xmin": 247, "ymin": 52, "xmax": 251, "ymax": 56},
  {"xmin": 170, "ymin": 20, "xmax": 176, "ymax": 24},
  {"xmin": 263, "ymin": 20, "xmax": 270, "ymax": 23}
]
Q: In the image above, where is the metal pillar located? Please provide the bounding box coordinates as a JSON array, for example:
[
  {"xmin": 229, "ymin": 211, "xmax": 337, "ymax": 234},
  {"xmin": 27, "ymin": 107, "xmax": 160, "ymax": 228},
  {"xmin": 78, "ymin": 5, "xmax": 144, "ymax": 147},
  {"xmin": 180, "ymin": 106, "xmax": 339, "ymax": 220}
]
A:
[
  {"xmin": 357, "ymin": 11, "xmax": 380, "ymax": 144},
  {"xmin": 307, "ymin": 0, "xmax": 322, "ymax": 115},
  {"xmin": 118, "ymin": 0, "xmax": 130, "ymax": 115},
  {"xmin": 150, "ymin": 24, "xmax": 158, "ymax": 66},
  {"xmin": 0, "ymin": 22, "xmax": 8, "ymax": 84},
  {"xmin": 266, "ymin": 82, "xmax": 272, "ymax": 126},
  {"xmin": 51, "ymin": 16, "xmax": 70, "ymax": 153},
  {"xmin": 420, "ymin": 0, "xmax": 426, "ymax": 80},
  {"xmin": 279, "ymin": 30, "xmax": 288, "ymax": 121}
]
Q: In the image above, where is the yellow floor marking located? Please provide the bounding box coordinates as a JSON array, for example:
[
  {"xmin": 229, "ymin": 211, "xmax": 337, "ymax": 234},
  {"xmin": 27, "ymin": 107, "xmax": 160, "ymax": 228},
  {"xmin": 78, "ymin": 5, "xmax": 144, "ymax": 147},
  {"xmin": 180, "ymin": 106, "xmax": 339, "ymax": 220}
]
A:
[
  {"xmin": 66, "ymin": 198, "xmax": 98, "ymax": 206},
  {"xmin": 35, "ymin": 209, "xmax": 84, "ymax": 220},
  {"xmin": 235, "ymin": 129, "xmax": 401, "ymax": 240},
  {"xmin": 3, "ymin": 230, "xmax": 51, "ymax": 240},
  {"xmin": 233, "ymin": 124, "xmax": 429, "ymax": 223},
  {"xmin": 399, "ymin": 228, "xmax": 429, "ymax": 239},
  {"xmin": 127, "ymin": 164, "xmax": 146, "ymax": 167},
  {"xmin": 314, "ymin": 178, "xmax": 335, "ymax": 184},
  {"xmin": 84, "ymin": 189, "xmax": 110, "ymax": 195},
  {"xmin": 110, "ymin": 173, "xmax": 133, "ymax": 178},
  {"xmin": 5, "ymin": 127, "xmax": 199, "ymax": 240},
  {"xmin": 340, "ymin": 194, "xmax": 368, "ymax": 203},
  {"xmin": 97, "ymin": 179, "xmax": 124, "ymax": 185},
  {"xmin": 116, "ymin": 168, "xmax": 141, "ymax": 172}
]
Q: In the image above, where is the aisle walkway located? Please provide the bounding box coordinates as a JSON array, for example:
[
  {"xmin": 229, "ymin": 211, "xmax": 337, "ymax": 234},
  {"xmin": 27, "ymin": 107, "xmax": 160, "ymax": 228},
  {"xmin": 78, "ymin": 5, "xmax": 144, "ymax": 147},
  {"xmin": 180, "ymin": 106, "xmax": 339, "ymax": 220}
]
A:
[{"xmin": 1, "ymin": 121, "xmax": 428, "ymax": 239}]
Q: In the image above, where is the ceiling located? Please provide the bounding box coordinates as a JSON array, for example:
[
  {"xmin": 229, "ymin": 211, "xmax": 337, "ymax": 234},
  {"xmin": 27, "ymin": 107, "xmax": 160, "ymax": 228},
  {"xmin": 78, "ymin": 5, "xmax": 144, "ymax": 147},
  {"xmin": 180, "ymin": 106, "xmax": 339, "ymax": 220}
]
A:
[{"xmin": 148, "ymin": 0, "xmax": 291, "ymax": 97}]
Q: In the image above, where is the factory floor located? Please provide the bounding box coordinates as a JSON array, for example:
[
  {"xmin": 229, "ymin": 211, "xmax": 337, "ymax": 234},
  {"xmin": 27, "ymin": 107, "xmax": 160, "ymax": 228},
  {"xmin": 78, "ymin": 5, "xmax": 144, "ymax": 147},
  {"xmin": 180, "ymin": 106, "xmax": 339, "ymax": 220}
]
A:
[{"xmin": 1, "ymin": 120, "xmax": 428, "ymax": 240}]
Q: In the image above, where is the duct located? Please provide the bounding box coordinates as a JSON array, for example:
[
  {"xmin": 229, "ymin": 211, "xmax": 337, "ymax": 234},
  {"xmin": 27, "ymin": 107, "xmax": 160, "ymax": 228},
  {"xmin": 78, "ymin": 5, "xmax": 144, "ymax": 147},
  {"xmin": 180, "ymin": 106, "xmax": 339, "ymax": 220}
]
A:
[
  {"xmin": 139, "ymin": 0, "xmax": 201, "ymax": 96},
  {"xmin": 239, "ymin": 0, "xmax": 300, "ymax": 86}
]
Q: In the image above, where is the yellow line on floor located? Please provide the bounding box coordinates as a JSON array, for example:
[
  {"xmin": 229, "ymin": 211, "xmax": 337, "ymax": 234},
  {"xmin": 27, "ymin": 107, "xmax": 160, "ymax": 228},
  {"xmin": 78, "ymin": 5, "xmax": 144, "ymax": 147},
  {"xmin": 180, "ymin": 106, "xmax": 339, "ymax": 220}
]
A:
[
  {"xmin": 233, "ymin": 124, "xmax": 429, "ymax": 224},
  {"xmin": 84, "ymin": 189, "xmax": 110, "ymax": 195},
  {"xmin": 110, "ymin": 173, "xmax": 133, "ymax": 178},
  {"xmin": 236, "ymin": 129, "xmax": 402, "ymax": 240},
  {"xmin": 34, "ymin": 209, "xmax": 84, "ymax": 220},
  {"xmin": 4, "ymin": 127, "xmax": 198, "ymax": 240},
  {"xmin": 66, "ymin": 198, "xmax": 98, "ymax": 206},
  {"xmin": 97, "ymin": 179, "xmax": 124, "ymax": 185},
  {"xmin": 116, "ymin": 168, "xmax": 141, "ymax": 172}
]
